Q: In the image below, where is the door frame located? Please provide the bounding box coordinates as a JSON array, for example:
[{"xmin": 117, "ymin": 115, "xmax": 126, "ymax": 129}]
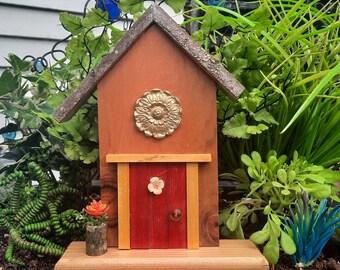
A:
[{"xmin": 106, "ymin": 154, "xmax": 211, "ymax": 250}]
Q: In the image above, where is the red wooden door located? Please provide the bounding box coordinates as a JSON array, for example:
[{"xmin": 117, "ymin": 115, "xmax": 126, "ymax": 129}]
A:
[{"xmin": 130, "ymin": 163, "xmax": 187, "ymax": 248}]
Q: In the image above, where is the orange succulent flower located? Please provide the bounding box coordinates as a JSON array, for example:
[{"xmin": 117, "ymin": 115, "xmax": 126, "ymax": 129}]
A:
[{"xmin": 85, "ymin": 200, "xmax": 109, "ymax": 218}]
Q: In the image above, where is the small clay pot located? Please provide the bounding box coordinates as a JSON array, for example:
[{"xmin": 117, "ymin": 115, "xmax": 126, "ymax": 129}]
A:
[{"xmin": 86, "ymin": 223, "xmax": 107, "ymax": 256}]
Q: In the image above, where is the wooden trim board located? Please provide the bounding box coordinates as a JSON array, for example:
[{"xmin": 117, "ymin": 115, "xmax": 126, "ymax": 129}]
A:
[
  {"xmin": 117, "ymin": 163, "xmax": 130, "ymax": 249},
  {"xmin": 55, "ymin": 240, "xmax": 269, "ymax": 270},
  {"xmin": 186, "ymin": 162, "xmax": 199, "ymax": 249},
  {"xmin": 106, "ymin": 154, "xmax": 211, "ymax": 163}
]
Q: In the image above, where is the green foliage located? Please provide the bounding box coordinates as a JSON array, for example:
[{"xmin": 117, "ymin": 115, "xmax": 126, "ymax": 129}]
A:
[
  {"xmin": 0, "ymin": 162, "xmax": 83, "ymax": 265},
  {"xmin": 192, "ymin": 0, "xmax": 340, "ymax": 171},
  {"xmin": 219, "ymin": 151, "xmax": 340, "ymax": 264},
  {"xmin": 285, "ymin": 193, "xmax": 340, "ymax": 267}
]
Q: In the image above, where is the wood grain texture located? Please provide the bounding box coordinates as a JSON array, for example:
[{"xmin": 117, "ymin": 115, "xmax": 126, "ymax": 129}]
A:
[
  {"xmin": 117, "ymin": 163, "xmax": 130, "ymax": 249},
  {"xmin": 186, "ymin": 163, "xmax": 199, "ymax": 249},
  {"xmin": 130, "ymin": 163, "xmax": 187, "ymax": 249},
  {"xmin": 106, "ymin": 154, "xmax": 211, "ymax": 163},
  {"xmin": 54, "ymin": 240, "xmax": 269, "ymax": 270},
  {"xmin": 53, "ymin": 4, "xmax": 244, "ymax": 123},
  {"xmin": 97, "ymin": 25, "xmax": 219, "ymax": 247}
]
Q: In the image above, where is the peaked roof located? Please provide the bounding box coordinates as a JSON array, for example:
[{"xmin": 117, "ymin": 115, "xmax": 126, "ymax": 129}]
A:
[{"xmin": 53, "ymin": 4, "xmax": 245, "ymax": 123}]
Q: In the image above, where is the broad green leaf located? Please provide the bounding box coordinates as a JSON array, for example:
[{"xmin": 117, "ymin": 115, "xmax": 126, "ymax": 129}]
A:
[
  {"xmin": 239, "ymin": 97, "xmax": 259, "ymax": 113},
  {"xmin": 165, "ymin": 0, "xmax": 186, "ymax": 13},
  {"xmin": 288, "ymin": 170, "xmax": 296, "ymax": 182},
  {"xmin": 246, "ymin": 124, "xmax": 269, "ymax": 134},
  {"xmin": 82, "ymin": 8, "xmax": 109, "ymax": 27},
  {"xmin": 251, "ymin": 212, "xmax": 257, "ymax": 223},
  {"xmin": 277, "ymin": 169, "xmax": 287, "ymax": 183},
  {"xmin": 192, "ymin": 30, "xmax": 205, "ymax": 46},
  {"xmin": 222, "ymin": 112, "xmax": 250, "ymax": 139},
  {"xmin": 111, "ymin": 27, "xmax": 125, "ymax": 45},
  {"xmin": 318, "ymin": 169, "xmax": 340, "ymax": 183},
  {"xmin": 251, "ymin": 151, "xmax": 262, "ymax": 168},
  {"xmin": 254, "ymin": 109, "xmax": 278, "ymax": 125},
  {"xmin": 236, "ymin": 205, "xmax": 249, "ymax": 213},
  {"xmin": 6, "ymin": 54, "xmax": 31, "ymax": 72},
  {"xmin": 0, "ymin": 69, "xmax": 19, "ymax": 96},
  {"xmin": 226, "ymin": 212, "xmax": 238, "ymax": 231},
  {"xmin": 272, "ymin": 181, "xmax": 284, "ymax": 188},
  {"xmin": 271, "ymin": 214, "xmax": 281, "ymax": 226},
  {"xmin": 280, "ymin": 231, "xmax": 296, "ymax": 255},
  {"xmin": 269, "ymin": 220, "xmax": 281, "ymax": 237},
  {"xmin": 303, "ymin": 183, "xmax": 331, "ymax": 199},
  {"xmin": 263, "ymin": 237, "xmax": 280, "ymax": 264},
  {"xmin": 250, "ymin": 229, "xmax": 270, "ymax": 244},
  {"xmin": 281, "ymin": 189, "xmax": 291, "ymax": 195},
  {"xmin": 59, "ymin": 12, "xmax": 83, "ymax": 35},
  {"xmin": 201, "ymin": 7, "xmax": 226, "ymax": 34},
  {"xmin": 64, "ymin": 141, "xmax": 81, "ymax": 160},
  {"xmin": 241, "ymin": 154, "xmax": 255, "ymax": 168},
  {"xmin": 227, "ymin": 58, "xmax": 248, "ymax": 77},
  {"xmin": 118, "ymin": 0, "xmax": 144, "ymax": 15}
]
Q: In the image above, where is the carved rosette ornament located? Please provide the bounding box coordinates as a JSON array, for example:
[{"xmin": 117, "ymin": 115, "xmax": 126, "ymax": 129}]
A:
[{"xmin": 134, "ymin": 89, "xmax": 182, "ymax": 139}]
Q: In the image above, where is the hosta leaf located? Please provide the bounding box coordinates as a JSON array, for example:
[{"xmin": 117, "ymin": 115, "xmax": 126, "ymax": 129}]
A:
[
  {"xmin": 280, "ymin": 231, "xmax": 296, "ymax": 255},
  {"xmin": 263, "ymin": 237, "xmax": 280, "ymax": 264},
  {"xmin": 246, "ymin": 124, "xmax": 269, "ymax": 134},
  {"xmin": 222, "ymin": 112, "xmax": 250, "ymax": 139},
  {"xmin": 254, "ymin": 109, "xmax": 278, "ymax": 124},
  {"xmin": 165, "ymin": 0, "xmax": 186, "ymax": 13},
  {"xmin": 250, "ymin": 229, "xmax": 270, "ymax": 244},
  {"xmin": 59, "ymin": 12, "xmax": 83, "ymax": 35},
  {"xmin": 201, "ymin": 7, "xmax": 226, "ymax": 34}
]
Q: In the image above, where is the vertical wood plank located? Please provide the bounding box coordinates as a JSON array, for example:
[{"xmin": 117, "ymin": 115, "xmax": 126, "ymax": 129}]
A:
[
  {"xmin": 117, "ymin": 163, "xmax": 130, "ymax": 249},
  {"xmin": 186, "ymin": 162, "xmax": 199, "ymax": 249},
  {"xmin": 130, "ymin": 164, "xmax": 150, "ymax": 248},
  {"xmin": 149, "ymin": 164, "xmax": 169, "ymax": 248},
  {"xmin": 168, "ymin": 163, "xmax": 187, "ymax": 248}
]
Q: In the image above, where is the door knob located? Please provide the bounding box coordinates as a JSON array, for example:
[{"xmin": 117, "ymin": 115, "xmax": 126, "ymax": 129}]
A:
[{"xmin": 170, "ymin": 208, "xmax": 182, "ymax": 221}]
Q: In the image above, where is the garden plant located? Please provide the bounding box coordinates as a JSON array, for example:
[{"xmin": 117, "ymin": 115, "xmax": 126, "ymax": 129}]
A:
[{"xmin": 0, "ymin": 0, "xmax": 339, "ymax": 268}]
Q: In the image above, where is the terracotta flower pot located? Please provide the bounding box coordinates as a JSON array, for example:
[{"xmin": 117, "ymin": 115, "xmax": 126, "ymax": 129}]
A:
[{"xmin": 86, "ymin": 222, "xmax": 107, "ymax": 256}]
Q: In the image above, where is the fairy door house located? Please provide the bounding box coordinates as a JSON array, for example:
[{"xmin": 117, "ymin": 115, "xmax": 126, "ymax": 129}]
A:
[{"xmin": 54, "ymin": 4, "xmax": 244, "ymax": 250}]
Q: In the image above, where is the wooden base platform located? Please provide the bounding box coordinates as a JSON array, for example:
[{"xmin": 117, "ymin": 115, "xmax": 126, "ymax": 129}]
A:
[{"xmin": 55, "ymin": 240, "xmax": 269, "ymax": 270}]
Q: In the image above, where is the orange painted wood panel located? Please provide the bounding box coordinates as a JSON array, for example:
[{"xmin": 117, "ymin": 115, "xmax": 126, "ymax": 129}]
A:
[
  {"xmin": 130, "ymin": 163, "xmax": 187, "ymax": 249},
  {"xmin": 55, "ymin": 240, "xmax": 270, "ymax": 270},
  {"xmin": 106, "ymin": 154, "xmax": 212, "ymax": 163},
  {"xmin": 98, "ymin": 25, "xmax": 219, "ymax": 247},
  {"xmin": 117, "ymin": 163, "xmax": 130, "ymax": 249},
  {"xmin": 186, "ymin": 162, "xmax": 199, "ymax": 249}
]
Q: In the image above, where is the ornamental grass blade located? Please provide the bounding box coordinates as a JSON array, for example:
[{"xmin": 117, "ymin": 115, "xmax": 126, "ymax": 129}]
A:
[{"xmin": 281, "ymin": 62, "xmax": 340, "ymax": 133}]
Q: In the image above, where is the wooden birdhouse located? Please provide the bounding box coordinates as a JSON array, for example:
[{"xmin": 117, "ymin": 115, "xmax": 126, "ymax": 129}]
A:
[{"xmin": 54, "ymin": 4, "xmax": 244, "ymax": 250}]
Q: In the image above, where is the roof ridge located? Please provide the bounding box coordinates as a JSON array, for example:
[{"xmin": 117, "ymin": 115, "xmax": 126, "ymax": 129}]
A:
[{"xmin": 53, "ymin": 4, "xmax": 244, "ymax": 123}]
